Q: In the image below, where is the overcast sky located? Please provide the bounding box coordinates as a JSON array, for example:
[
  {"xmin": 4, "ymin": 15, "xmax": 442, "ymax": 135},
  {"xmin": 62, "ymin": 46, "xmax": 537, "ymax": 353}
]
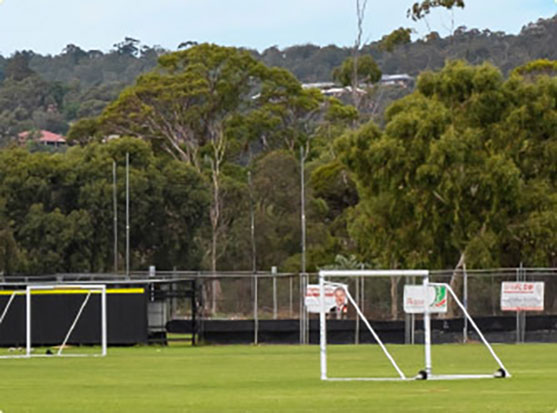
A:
[{"xmin": 0, "ymin": 0, "xmax": 556, "ymax": 55}]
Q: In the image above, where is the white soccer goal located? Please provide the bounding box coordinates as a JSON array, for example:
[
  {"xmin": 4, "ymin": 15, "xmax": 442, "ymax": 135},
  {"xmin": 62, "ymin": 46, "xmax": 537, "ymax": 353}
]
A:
[
  {"xmin": 318, "ymin": 270, "xmax": 511, "ymax": 381},
  {"xmin": 0, "ymin": 284, "xmax": 107, "ymax": 359}
]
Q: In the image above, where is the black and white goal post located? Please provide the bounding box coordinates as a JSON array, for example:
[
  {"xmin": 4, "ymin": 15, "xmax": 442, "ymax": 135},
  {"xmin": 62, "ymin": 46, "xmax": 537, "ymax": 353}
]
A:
[
  {"xmin": 318, "ymin": 270, "xmax": 511, "ymax": 381},
  {"xmin": 22, "ymin": 284, "xmax": 107, "ymax": 358}
]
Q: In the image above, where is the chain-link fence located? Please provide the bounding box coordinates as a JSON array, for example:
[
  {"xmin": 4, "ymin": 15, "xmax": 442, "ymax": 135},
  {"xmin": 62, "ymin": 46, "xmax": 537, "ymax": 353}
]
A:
[{"xmin": 1, "ymin": 268, "xmax": 556, "ymax": 345}]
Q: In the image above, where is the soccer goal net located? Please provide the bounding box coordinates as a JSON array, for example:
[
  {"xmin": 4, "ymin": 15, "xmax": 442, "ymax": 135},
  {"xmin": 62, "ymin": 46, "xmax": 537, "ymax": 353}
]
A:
[
  {"xmin": 0, "ymin": 284, "xmax": 107, "ymax": 358},
  {"xmin": 317, "ymin": 270, "xmax": 510, "ymax": 381}
]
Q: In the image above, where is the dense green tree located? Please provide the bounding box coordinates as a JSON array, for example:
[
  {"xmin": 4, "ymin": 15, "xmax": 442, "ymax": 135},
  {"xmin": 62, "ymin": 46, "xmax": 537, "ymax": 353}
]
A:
[
  {"xmin": 336, "ymin": 60, "xmax": 556, "ymax": 316},
  {"xmin": 0, "ymin": 138, "xmax": 209, "ymax": 274},
  {"xmin": 379, "ymin": 27, "xmax": 413, "ymax": 52},
  {"xmin": 4, "ymin": 51, "xmax": 36, "ymax": 81},
  {"xmin": 332, "ymin": 55, "xmax": 382, "ymax": 87},
  {"xmin": 100, "ymin": 44, "xmax": 327, "ymax": 275}
]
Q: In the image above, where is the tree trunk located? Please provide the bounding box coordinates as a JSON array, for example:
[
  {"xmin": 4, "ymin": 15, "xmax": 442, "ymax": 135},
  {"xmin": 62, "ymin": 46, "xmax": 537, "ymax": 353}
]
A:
[
  {"xmin": 447, "ymin": 251, "xmax": 466, "ymax": 318},
  {"xmin": 351, "ymin": 0, "xmax": 367, "ymax": 112},
  {"xmin": 390, "ymin": 276, "xmax": 400, "ymax": 320},
  {"xmin": 209, "ymin": 127, "xmax": 226, "ymax": 315}
]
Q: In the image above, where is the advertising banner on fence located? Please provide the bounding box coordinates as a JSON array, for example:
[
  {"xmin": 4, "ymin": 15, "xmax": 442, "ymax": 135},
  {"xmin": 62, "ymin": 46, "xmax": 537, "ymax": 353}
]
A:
[
  {"xmin": 501, "ymin": 282, "xmax": 544, "ymax": 311},
  {"xmin": 403, "ymin": 285, "xmax": 448, "ymax": 314},
  {"xmin": 305, "ymin": 284, "xmax": 348, "ymax": 314}
]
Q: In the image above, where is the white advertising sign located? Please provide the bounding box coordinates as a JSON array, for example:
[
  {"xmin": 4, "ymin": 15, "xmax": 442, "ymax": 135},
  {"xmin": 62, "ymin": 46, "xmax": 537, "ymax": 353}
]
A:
[
  {"xmin": 305, "ymin": 284, "xmax": 348, "ymax": 314},
  {"xmin": 501, "ymin": 282, "xmax": 544, "ymax": 311},
  {"xmin": 403, "ymin": 285, "xmax": 448, "ymax": 314}
]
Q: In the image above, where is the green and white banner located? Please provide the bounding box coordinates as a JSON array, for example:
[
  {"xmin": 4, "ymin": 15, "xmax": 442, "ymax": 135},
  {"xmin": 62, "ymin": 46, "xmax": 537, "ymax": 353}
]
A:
[{"xmin": 403, "ymin": 285, "xmax": 448, "ymax": 314}]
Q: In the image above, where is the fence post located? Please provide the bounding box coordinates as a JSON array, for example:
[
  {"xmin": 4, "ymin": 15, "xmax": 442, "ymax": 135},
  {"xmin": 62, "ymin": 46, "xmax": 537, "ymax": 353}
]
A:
[
  {"xmin": 272, "ymin": 266, "xmax": 278, "ymax": 320},
  {"xmin": 404, "ymin": 276, "xmax": 410, "ymax": 344},
  {"xmin": 463, "ymin": 265, "xmax": 468, "ymax": 343},
  {"xmin": 355, "ymin": 276, "xmax": 360, "ymax": 344},
  {"xmin": 289, "ymin": 275, "xmax": 293, "ymax": 317},
  {"xmin": 254, "ymin": 272, "xmax": 258, "ymax": 345},
  {"xmin": 410, "ymin": 277, "xmax": 416, "ymax": 344}
]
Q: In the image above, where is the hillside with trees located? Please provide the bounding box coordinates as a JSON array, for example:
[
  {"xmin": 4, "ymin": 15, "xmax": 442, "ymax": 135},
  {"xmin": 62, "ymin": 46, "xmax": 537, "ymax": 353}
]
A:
[
  {"xmin": 0, "ymin": 43, "xmax": 555, "ymax": 277},
  {"xmin": 0, "ymin": 2, "xmax": 556, "ymax": 295},
  {"xmin": 1, "ymin": 15, "xmax": 557, "ymax": 146}
]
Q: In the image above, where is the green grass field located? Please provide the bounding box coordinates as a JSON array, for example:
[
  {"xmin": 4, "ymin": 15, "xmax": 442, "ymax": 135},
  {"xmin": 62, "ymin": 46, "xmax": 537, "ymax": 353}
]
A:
[{"xmin": 0, "ymin": 343, "xmax": 556, "ymax": 412}]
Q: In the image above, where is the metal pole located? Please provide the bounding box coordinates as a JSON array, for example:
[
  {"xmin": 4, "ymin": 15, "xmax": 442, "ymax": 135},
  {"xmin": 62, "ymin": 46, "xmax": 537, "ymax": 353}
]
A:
[
  {"xmin": 360, "ymin": 276, "xmax": 365, "ymax": 313},
  {"xmin": 305, "ymin": 274, "xmax": 309, "ymax": 344},
  {"xmin": 516, "ymin": 265, "xmax": 522, "ymax": 343},
  {"xmin": 113, "ymin": 161, "xmax": 118, "ymax": 274},
  {"xmin": 289, "ymin": 276, "xmax": 293, "ymax": 317},
  {"xmin": 299, "ymin": 274, "xmax": 304, "ymax": 344},
  {"xmin": 272, "ymin": 266, "xmax": 278, "ymax": 320},
  {"xmin": 410, "ymin": 277, "xmax": 416, "ymax": 344},
  {"xmin": 300, "ymin": 146, "xmax": 306, "ymax": 280},
  {"xmin": 463, "ymin": 265, "xmax": 468, "ymax": 343},
  {"xmin": 125, "ymin": 152, "xmax": 130, "ymax": 278},
  {"xmin": 355, "ymin": 276, "xmax": 360, "ymax": 344},
  {"xmin": 404, "ymin": 276, "xmax": 410, "ymax": 344},
  {"xmin": 300, "ymin": 146, "xmax": 307, "ymax": 344},
  {"xmin": 254, "ymin": 273, "xmax": 258, "ymax": 345},
  {"xmin": 101, "ymin": 286, "xmax": 107, "ymax": 356},
  {"xmin": 248, "ymin": 171, "xmax": 257, "ymax": 274},
  {"xmin": 423, "ymin": 274, "xmax": 432, "ymax": 376},
  {"xmin": 248, "ymin": 170, "xmax": 259, "ymax": 344},
  {"xmin": 520, "ymin": 263, "xmax": 526, "ymax": 343},
  {"xmin": 26, "ymin": 287, "xmax": 31, "ymax": 357},
  {"xmin": 319, "ymin": 272, "xmax": 327, "ymax": 380}
]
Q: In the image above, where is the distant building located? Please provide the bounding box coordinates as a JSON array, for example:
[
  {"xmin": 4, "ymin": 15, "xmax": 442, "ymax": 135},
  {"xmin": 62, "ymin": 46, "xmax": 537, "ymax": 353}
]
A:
[
  {"xmin": 302, "ymin": 74, "xmax": 414, "ymax": 97},
  {"xmin": 302, "ymin": 82, "xmax": 366, "ymax": 97},
  {"xmin": 18, "ymin": 130, "xmax": 67, "ymax": 147},
  {"xmin": 380, "ymin": 74, "xmax": 414, "ymax": 87}
]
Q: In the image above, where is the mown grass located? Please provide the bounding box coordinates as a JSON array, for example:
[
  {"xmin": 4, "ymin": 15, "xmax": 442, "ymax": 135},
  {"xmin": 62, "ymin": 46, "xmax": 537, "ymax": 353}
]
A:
[{"xmin": 0, "ymin": 343, "xmax": 556, "ymax": 412}]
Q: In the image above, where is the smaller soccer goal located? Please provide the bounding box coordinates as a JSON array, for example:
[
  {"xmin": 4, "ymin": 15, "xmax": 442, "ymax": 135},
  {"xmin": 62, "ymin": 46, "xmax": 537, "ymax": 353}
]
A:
[
  {"xmin": 318, "ymin": 270, "xmax": 511, "ymax": 381},
  {"xmin": 0, "ymin": 284, "xmax": 107, "ymax": 359}
]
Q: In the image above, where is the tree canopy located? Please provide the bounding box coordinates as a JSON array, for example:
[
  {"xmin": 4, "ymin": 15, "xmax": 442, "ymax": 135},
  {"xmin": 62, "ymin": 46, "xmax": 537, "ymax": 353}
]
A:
[{"xmin": 336, "ymin": 60, "xmax": 557, "ymax": 270}]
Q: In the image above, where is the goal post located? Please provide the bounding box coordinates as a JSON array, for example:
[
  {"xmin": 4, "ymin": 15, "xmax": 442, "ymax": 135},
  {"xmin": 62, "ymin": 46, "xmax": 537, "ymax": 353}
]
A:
[
  {"xmin": 319, "ymin": 270, "xmax": 427, "ymax": 382},
  {"xmin": 0, "ymin": 284, "xmax": 107, "ymax": 358},
  {"xmin": 318, "ymin": 270, "xmax": 511, "ymax": 381},
  {"xmin": 26, "ymin": 284, "xmax": 107, "ymax": 358}
]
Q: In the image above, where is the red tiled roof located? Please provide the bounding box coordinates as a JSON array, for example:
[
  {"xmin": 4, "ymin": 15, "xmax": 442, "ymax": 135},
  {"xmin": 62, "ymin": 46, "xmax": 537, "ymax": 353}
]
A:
[{"xmin": 18, "ymin": 130, "xmax": 66, "ymax": 143}]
